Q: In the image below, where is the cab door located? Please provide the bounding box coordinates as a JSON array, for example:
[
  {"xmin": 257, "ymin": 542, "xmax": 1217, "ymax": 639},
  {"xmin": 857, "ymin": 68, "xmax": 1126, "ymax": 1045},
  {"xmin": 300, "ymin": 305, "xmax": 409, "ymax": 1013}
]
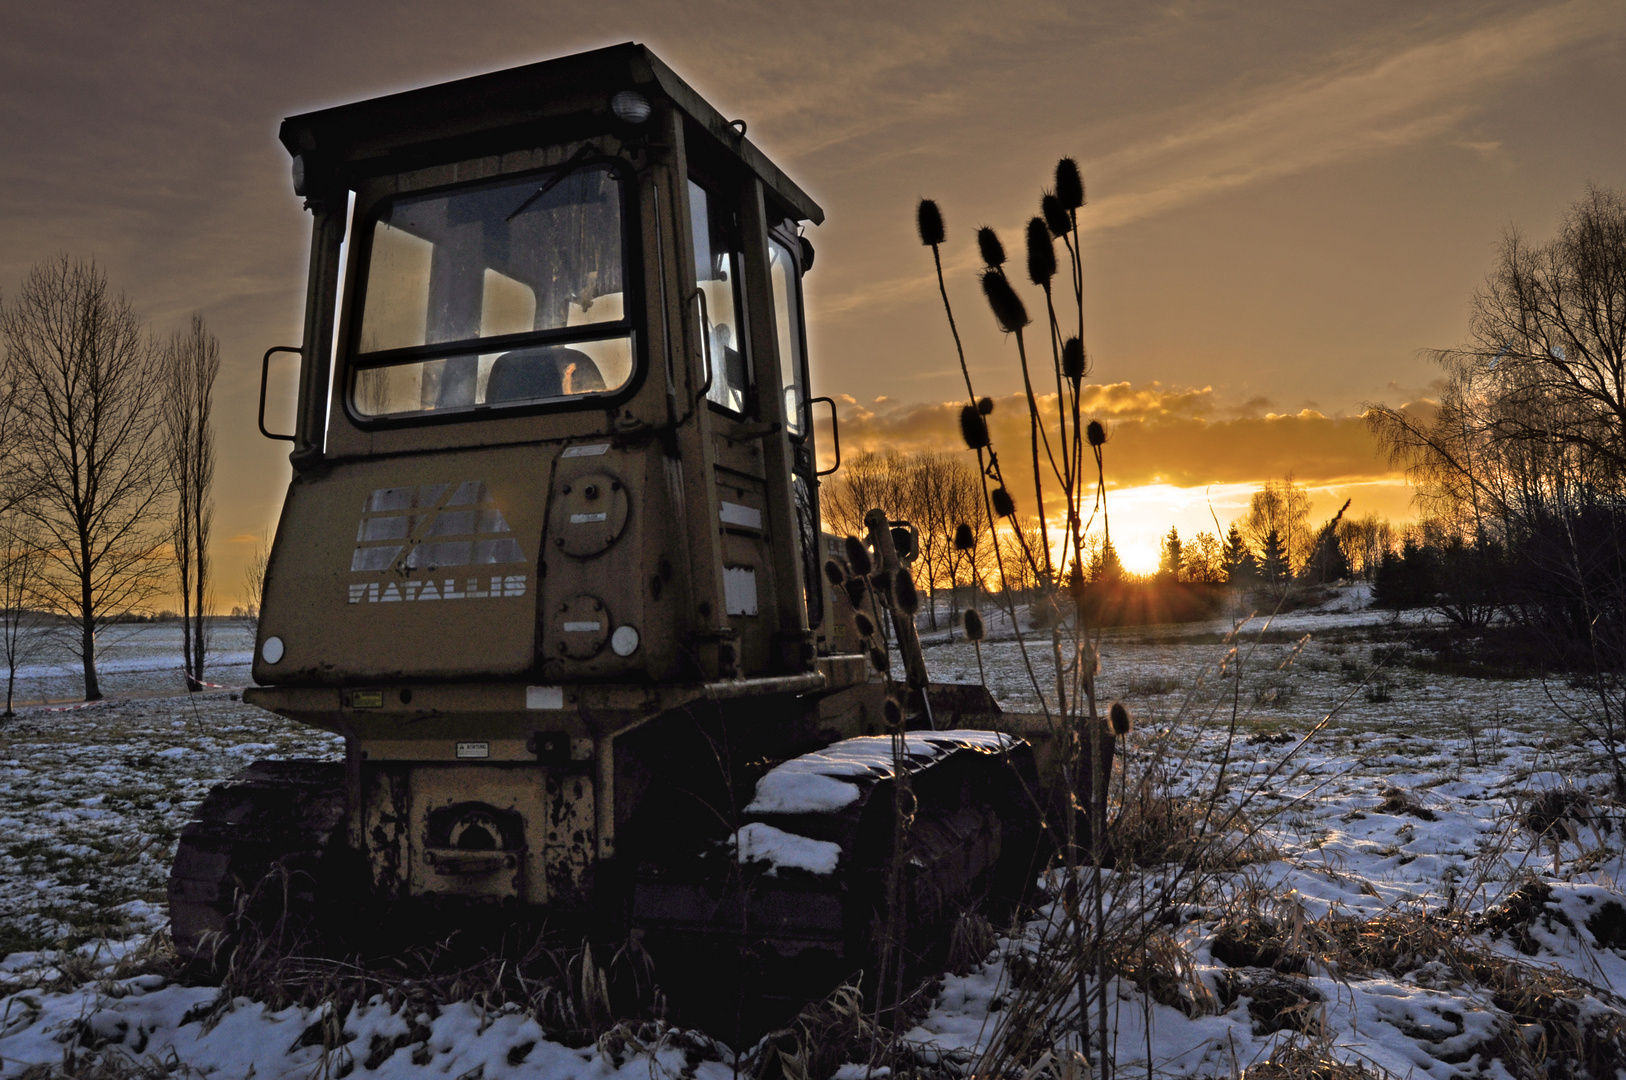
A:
[
  {"xmin": 685, "ymin": 170, "xmax": 815, "ymax": 675},
  {"xmin": 765, "ymin": 224, "xmax": 824, "ymax": 638}
]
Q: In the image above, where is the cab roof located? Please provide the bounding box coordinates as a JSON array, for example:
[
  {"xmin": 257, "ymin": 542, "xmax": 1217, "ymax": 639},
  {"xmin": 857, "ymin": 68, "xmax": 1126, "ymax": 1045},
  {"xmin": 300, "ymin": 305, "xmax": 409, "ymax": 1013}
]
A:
[{"xmin": 279, "ymin": 42, "xmax": 823, "ymax": 224}]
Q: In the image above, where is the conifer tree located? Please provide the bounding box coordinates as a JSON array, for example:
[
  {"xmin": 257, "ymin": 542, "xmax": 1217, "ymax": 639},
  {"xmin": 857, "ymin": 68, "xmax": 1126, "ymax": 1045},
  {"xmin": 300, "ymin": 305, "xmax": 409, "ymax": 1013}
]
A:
[
  {"xmin": 1158, "ymin": 527, "xmax": 1182, "ymax": 581},
  {"xmin": 1260, "ymin": 529, "xmax": 1290, "ymax": 584},
  {"xmin": 1089, "ymin": 538, "xmax": 1124, "ymax": 583},
  {"xmin": 1222, "ymin": 523, "xmax": 1258, "ymax": 585}
]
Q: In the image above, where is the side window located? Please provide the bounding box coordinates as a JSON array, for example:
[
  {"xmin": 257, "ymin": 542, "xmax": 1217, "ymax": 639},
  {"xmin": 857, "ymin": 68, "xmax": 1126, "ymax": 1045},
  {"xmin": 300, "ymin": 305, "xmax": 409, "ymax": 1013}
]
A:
[
  {"xmin": 768, "ymin": 237, "xmax": 806, "ymax": 437},
  {"xmin": 687, "ymin": 179, "xmax": 748, "ymax": 413}
]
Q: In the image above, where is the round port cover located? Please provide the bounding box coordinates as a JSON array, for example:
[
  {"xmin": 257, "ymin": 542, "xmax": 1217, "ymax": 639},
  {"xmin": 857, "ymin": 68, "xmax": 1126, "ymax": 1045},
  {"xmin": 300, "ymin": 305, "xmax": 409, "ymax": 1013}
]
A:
[{"xmin": 550, "ymin": 471, "xmax": 628, "ymax": 557}]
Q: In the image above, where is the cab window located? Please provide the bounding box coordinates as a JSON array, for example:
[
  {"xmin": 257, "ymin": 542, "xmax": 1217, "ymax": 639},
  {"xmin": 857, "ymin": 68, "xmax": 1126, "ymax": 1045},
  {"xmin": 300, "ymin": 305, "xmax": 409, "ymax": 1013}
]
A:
[
  {"xmin": 687, "ymin": 179, "xmax": 748, "ymax": 413},
  {"xmin": 350, "ymin": 163, "xmax": 633, "ymax": 419},
  {"xmin": 768, "ymin": 237, "xmax": 806, "ymax": 436}
]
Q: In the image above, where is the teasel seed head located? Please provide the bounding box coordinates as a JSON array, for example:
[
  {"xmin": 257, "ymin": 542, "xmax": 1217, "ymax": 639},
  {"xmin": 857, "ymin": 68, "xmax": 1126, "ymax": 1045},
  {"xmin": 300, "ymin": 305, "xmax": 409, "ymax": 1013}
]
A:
[
  {"xmin": 1062, "ymin": 336, "xmax": 1086, "ymax": 382},
  {"xmin": 976, "ymin": 227, "xmax": 1006, "ymax": 268},
  {"xmin": 917, "ymin": 199, "xmax": 945, "ymax": 246},
  {"xmin": 1055, "ymin": 158, "xmax": 1085, "ymax": 211},
  {"xmin": 964, "ymin": 608, "xmax": 986, "ymax": 642},
  {"xmin": 977, "ymin": 396, "xmax": 994, "ymax": 415},
  {"xmin": 1025, "ymin": 217, "xmax": 1056, "ymax": 285},
  {"xmin": 992, "ymin": 487, "xmax": 1017, "ymax": 518},
  {"xmin": 954, "ymin": 523, "xmax": 975, "ymax": 550},
  {"xmin": 1041, "ymin": 192, "xmax": 1070, "ymax": 238},
  {"xmin": 869, "ymin": 646, "xmax": 889, "ymax": 674},
  {"xmin": 1086, "ymin": 419, "xmax": 1107, "ymax": 447},
  {"xmin": 883, "ymin": 696, "xmax": 904, "ymax": 727},
  {"xmin": 843, "ymin": 577, "xmax": 868, "ymax": 608},
  {"xmin": 824, "ymin": 559, "xmax": 845, "ymax": 586},
  {"xmin": 980, "ymin": 270, "xmax": 1030, "ymax": 332},
  {"xmin": 870, "ymin": 569, "xmax": 892, "ymax": 600},
  {"xmin": 1109, "ymin": 700, "xmax": 1133, "ymax": 736},
  {"xmin": 960, "ymin": 404, "xmax": 990, "ymax": 449},
  {"xmin": 854, "ymin": 610, "xmax": 875, "ymax": 638},
  {"xmin": 844, "ymin": 535, "xmax": 872, "ymax": 577},
  {"xmin": 895, "ymin": 567, "xmax": 919, "ymax": 615}
]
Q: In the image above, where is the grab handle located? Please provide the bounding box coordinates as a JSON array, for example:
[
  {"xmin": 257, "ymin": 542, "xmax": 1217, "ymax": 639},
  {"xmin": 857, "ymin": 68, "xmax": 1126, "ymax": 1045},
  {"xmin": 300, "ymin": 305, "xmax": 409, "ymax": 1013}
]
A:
[
  {"xmin": 812, "ymin": 396, "xmax": 841, "ymax": 476},
  {"xmin": 259, "ymin": 346, "xmax": 301, "ymax": 442}
]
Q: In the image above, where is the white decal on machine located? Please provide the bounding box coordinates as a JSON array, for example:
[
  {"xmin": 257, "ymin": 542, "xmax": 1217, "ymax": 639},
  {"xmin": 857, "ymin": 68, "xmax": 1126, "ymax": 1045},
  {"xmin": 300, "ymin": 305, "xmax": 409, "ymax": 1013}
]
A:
[
  {"xmin": 348, "ymin": 575, "xmax": 528, "ymax": 604},
  {"xmin": 347, "ymin": 480, "xmax": 531, "ymax": 604}
]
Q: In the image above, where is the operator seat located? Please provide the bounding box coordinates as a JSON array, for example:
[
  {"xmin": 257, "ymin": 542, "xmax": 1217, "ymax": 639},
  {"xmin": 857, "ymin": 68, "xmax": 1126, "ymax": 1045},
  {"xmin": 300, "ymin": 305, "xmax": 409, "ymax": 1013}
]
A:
[{"xmin": 485, "ymin": 345, "xmax": 604, "ymax": 402}]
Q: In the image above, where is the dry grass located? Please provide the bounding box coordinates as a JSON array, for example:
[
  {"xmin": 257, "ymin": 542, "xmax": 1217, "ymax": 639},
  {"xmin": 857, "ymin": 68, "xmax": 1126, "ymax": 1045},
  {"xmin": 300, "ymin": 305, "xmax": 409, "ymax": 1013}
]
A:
[{"xmin": 1241, "ymin": 1039, "xmax": 1403, "ymax": 1079}]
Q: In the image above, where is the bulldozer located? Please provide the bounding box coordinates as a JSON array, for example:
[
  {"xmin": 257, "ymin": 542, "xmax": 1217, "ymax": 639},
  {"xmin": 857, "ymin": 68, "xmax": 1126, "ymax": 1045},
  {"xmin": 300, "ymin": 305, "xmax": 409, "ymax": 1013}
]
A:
[{"xmin": 169, "ymin": 43, "xmax": 1036, "ymax": 1023}]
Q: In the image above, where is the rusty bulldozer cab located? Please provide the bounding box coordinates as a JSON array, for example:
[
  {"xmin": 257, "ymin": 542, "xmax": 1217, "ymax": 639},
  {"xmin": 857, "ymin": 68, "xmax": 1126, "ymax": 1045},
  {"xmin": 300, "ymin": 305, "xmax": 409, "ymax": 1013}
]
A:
[{"xmin": 171, "ymin": 44, "xmax": 1028, "ymax": 1022}]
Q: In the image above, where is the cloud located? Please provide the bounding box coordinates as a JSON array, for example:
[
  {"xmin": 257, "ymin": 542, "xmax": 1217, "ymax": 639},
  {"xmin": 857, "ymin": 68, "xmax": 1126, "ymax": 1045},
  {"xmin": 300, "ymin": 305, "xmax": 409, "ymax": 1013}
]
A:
[
  {"xmin": 1085, "ymin": 0, "xmax": 1616, "ymax": 231},
  {"xmin": 810, "ymin": 0, "xmax": 1621, "ymax": 319},
  {"xmin": 817, "ymin": 382, "xmax": 1399, "ymax": 491}
]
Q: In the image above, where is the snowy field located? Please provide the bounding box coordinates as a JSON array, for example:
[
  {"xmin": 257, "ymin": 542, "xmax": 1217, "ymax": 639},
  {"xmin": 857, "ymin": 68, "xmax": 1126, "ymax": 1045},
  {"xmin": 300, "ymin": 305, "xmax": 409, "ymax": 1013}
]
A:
[
  {"xmin": 6, "ymin": 620, "xmax": 258, "ymax": 706},
  {"xmin": 4, "ymin": 591, "xmax": 1626, "ymax": 1077}
]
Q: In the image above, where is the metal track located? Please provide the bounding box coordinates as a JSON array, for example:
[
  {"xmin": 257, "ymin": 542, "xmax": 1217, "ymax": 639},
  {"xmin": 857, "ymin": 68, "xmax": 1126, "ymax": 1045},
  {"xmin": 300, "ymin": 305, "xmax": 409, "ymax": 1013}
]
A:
[
  {"xmin": 630, "ymin": 731, "xmax": 1040, "ymax": 1026},
  {"xmin": 167, "ymin": 760, "xmax": 348, "ymax": 963}
]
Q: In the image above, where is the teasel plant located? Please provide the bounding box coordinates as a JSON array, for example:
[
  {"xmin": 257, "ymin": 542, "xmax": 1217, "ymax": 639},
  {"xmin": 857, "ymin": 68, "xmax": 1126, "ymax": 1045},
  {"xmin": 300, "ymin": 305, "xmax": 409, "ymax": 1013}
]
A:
[
  {"xmin": 824, "ymin": 531, "xmax": 929, "ymax": 1031},
  {"xmin": 915, "ymin": 166, "xmax": 1361, "ymax": 1080},
  {"xmin": 916, "ymin": 158, "xmax": 1136, "ymax": 1076}
]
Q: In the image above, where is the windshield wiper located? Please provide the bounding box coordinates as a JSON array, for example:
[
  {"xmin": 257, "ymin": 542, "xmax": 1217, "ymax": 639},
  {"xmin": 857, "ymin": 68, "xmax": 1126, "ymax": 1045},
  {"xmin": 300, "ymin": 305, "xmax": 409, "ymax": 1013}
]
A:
[{"xmin": 506, "ymin": 145, "xmax": 597, "ymax": 222}]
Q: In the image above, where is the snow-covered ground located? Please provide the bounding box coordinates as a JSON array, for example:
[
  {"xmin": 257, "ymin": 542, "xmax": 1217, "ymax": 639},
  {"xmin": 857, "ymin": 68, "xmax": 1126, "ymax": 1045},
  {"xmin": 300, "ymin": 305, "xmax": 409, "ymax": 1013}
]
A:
[
  {"xmin": 5, "ymin": 620, "xmax": 258, "ymax": 705},
  {"xmin": 4, "ymin": 587, "xmax": 1626, "ymax": 1077}
]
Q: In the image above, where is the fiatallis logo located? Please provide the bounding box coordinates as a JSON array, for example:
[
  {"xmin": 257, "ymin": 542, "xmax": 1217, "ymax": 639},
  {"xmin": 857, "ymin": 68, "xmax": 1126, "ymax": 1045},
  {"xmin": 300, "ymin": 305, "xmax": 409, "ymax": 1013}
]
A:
[{"xmin": 348, "ymin": 481, "xmax": 528, "ymax": 604}]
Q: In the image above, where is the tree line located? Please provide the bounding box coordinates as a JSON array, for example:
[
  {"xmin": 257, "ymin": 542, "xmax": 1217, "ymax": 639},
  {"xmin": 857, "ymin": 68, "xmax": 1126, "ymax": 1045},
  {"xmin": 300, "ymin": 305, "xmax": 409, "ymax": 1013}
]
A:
[
  {"xmin": 0, "ymin": 255, "xmax": 221, "ymax": 713},
  {"xmin": 823, "ymin": 449, "xmax": 1400, "ymax": 632}
]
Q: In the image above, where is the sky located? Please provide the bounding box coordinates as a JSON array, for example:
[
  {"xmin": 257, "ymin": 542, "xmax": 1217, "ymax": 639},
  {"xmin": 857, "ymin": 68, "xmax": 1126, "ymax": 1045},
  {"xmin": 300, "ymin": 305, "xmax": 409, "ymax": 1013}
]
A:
[{"xmin": 1, "ymin": 0, "xmax": 1623, "ymax": 589}]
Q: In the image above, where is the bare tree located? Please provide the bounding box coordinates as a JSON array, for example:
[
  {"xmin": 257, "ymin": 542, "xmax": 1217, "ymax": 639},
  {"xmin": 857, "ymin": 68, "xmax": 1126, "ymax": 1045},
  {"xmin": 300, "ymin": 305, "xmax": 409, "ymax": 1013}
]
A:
[
  {"xmin": 1180, "ymin": 530, "xmax": 1226, "ymax": 584},
  {"xmin": 1470, "ymin": 185, "xmax": 1626, "ymax": 482},
  {"xmin": 161, "ymin": 315, "xmax": 221, "ymax": 690},
  {"xmin": 0, "ymin": 512, "xmax": 47, "ymax": 717},
  {"xmin": 1242, "ymin": 476, "xmax": 1313, "ymax": 572},
  {"xmin": 1337, "ymin": 513, "xmax": 1393, "ymax": 580},
  {"xmin": 243, "ymin": 539, "xmax": 270, "ymax": 632},
  {"xmin": 0, "ymin": 324, "xmax": 30, "ymax": 516},
  {"xmin": 902, "ymin": 452, "xmax": 984, "ymax": 631},
  {"xmin": 1, "ymin": 256, "xmax": 170, "ymax": 701},
  {"xmin": 820, "ymin": 450, "xmax": 904, "ymax": 538},
  {"xmin": 1368, "ymin": 187, "xmax": 1626, "ymax": 523}
]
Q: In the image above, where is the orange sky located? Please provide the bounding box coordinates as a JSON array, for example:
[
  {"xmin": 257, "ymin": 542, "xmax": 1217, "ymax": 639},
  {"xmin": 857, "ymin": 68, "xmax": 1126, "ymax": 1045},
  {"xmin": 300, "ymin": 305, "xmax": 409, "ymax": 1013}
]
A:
[
  {"xmin": 818, "ymin": 385, "xmax": 1432, "ymax": 574},
  {"xmin": 2, "ymin": 1, "xmax": 1623, "ymax": 604}
]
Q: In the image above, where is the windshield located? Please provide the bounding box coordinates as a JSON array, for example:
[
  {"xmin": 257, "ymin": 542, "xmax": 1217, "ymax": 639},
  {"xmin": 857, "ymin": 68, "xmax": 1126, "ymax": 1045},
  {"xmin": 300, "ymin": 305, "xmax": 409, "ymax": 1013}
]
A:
[{"xmin": 351, "ymin": 163, "xmax": 633, "ymax": 419}]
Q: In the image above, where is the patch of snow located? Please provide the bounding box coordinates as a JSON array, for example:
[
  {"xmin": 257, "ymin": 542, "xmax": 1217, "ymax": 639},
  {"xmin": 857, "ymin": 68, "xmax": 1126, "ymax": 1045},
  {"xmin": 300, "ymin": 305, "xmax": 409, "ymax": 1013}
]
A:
[
  {"xmin": 732, "ymin": 822, "xmax": 842, "ymax": 876},
  {"xmin": 745, "ymin": 730, "xmax": 1016, "ymax": 814}
]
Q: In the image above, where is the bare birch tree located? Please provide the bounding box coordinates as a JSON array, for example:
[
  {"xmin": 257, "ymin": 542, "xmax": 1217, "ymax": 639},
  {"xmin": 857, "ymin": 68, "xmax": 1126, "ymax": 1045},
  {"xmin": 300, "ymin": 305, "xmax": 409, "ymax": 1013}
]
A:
[
  {"xmin": 0, "ymin": 512, "xmax": 47, "ymax": 717},
  {"xmin": 1242, "ymin": 475, "xmax": 1313, "ymax": 572},
  {"xmin": 161, "ymin": 315, "xmax": 220, "ymax": 690},
  {"xmin": 1, "ymin": 256, "xmax": 170, "ymax": 701}
]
